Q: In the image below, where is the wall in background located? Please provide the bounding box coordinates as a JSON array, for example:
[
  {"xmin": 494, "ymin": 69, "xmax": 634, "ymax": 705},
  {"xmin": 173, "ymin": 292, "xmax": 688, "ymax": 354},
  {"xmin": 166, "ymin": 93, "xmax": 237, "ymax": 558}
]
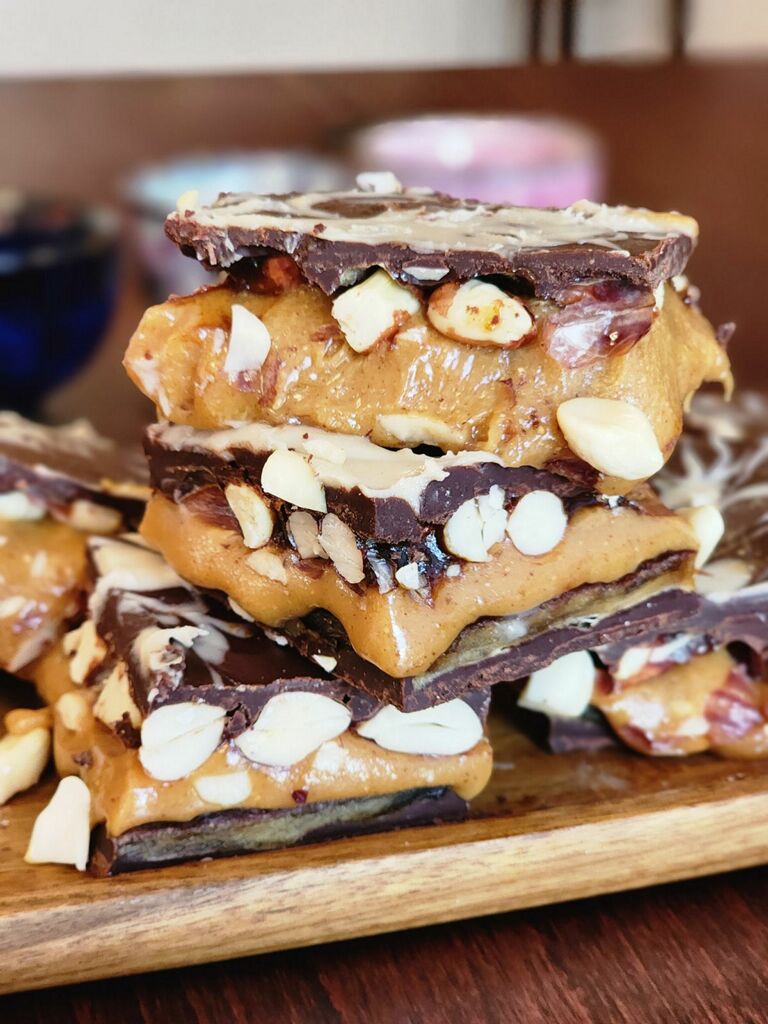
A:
[{"xmin": 1, "ymin": 0, "xmax": 767, "ymax": 79}]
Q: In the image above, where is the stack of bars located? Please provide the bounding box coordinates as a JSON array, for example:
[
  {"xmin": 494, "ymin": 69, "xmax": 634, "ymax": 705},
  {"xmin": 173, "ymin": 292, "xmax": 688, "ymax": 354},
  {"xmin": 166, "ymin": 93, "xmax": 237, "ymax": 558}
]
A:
[{"xmin": 6, "ymin": 174, "xmax": 757, "ymax": 877}]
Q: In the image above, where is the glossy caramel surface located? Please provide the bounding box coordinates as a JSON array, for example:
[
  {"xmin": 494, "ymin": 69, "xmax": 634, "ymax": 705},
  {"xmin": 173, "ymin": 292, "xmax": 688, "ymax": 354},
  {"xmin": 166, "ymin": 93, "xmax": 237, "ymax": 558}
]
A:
[{"xmin": 125, "ymin": 283, "xmax": 730, "ymax": 489}]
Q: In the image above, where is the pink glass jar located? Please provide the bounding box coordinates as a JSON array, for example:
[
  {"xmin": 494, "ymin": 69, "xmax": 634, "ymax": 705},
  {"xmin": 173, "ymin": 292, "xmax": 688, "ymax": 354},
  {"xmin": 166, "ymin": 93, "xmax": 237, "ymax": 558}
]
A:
[{"xmin": 348, "ymin": 114, "xmax": 604, "ymax": 207}]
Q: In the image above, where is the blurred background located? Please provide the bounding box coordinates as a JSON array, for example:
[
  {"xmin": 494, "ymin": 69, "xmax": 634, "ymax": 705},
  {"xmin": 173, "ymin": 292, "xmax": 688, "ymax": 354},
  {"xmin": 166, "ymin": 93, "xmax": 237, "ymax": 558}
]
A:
[{"xmin": 0, "ymin": 0, "xmax": 766, "ymax": 434}]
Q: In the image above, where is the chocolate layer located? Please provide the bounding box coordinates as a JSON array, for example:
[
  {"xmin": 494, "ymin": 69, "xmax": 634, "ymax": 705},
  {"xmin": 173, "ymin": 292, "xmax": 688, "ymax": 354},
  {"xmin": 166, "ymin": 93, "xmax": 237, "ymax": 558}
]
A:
[
  {"xmin": 89, "ymin": 786, "xmax": 467, "ymax": 875},
  {"xmin": 166, "ymin": 188, "xmax": 697, "ymax": 296},
  {"xmin": 146, "ymin": 423, "xmax": 601, "ymax": 545},
  {"xmin": 0, "ymin": 412, "xmax": 147, "ymax": 526}
]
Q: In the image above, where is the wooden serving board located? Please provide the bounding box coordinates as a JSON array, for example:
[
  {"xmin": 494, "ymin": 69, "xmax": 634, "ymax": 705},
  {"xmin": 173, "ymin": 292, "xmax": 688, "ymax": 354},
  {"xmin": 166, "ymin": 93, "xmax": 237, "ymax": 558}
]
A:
[{"xmin": 2, "ymin": 687, "xmax": 768, "ymax": 996}]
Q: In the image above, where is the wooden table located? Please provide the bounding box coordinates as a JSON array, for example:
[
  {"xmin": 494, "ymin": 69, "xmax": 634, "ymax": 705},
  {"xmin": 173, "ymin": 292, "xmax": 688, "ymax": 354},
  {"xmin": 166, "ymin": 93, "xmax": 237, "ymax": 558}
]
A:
[{"xmin": 1, "ymin": 60, "xmax": 767, "ymax": 1021}]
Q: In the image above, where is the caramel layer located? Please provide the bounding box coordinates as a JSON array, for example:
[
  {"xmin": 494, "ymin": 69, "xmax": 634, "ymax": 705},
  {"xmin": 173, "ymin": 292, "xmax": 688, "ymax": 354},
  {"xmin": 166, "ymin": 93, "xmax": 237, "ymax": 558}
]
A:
[
  {"xmin": 594, "ymin": 649, "xmax": 768, "ymax": 758},
  {"xmin": 125, "ymin": 283, "xmax": 730, "ymax": 488},
  {"xmin": 53, "ymin": 698, "xmax": 493, "ymax": 838},
  {"xmin": 0, "ymin": 519, "xmax": 87, "ymax": 673},
  {"xmin": 142, "ymin": 492, "xmax": 696, "ymax": 677}
]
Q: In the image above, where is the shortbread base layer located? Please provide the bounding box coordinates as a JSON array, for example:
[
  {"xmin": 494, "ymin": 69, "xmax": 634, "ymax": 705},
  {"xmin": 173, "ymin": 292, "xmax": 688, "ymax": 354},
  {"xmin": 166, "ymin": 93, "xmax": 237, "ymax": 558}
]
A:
[{"xmin": 89, "ymin": 786, "xmax": 467, "ymax": 876}]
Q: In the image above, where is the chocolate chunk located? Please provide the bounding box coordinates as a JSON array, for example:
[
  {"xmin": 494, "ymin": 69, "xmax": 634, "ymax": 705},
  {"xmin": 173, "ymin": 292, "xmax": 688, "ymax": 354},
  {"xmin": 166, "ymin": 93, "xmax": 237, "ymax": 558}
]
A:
[
  {"xmin": 88, "ymin": 786, "xmax": 467, "ymax": 875},
  {"xmin": 0, "ymin": 412, "xmax": 147, "ymax": 527},
  {"xmin": 166, "ymin": 189, "xmax": 696, "ymax": 297}
]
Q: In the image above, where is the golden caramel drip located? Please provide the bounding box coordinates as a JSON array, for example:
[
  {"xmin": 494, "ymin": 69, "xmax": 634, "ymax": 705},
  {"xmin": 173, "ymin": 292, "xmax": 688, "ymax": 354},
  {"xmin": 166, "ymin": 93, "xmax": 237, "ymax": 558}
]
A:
[
  {"xmin": 125, "ymin": 282, "xmax": 730, "ymax": 490},
  {"xmin": 142, "ymin": 492, "xmax": 696, "ymax": 677}
]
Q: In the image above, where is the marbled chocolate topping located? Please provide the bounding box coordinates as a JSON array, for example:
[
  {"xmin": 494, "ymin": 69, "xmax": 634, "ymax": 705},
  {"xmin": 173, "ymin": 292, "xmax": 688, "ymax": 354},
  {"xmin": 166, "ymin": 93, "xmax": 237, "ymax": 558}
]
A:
[
  {"xmin": 0, "ymin": 412, "xmax": 148, "ymax": 524},
  {"xmin": 166, "ymin": 187, "xmax": 697, "ymax": 296}
]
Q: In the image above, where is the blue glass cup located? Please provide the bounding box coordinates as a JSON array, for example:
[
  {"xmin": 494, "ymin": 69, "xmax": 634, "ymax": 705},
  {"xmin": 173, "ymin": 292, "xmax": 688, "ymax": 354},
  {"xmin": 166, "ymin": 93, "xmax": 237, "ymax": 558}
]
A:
[{"xmin": 0, "ymin": 192, "xmax": 118, "ymax": 414}]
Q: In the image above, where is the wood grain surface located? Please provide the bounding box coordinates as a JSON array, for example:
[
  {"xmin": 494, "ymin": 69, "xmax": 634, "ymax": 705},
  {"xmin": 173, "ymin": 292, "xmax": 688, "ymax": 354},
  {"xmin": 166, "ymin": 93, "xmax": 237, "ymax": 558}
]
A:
[
  {"xmin": 0, "ymin": 59, "xmax": 767, "ymax": 1021},
  {"xmin": 2, "ymin": 698, "xmax": 768, "ymax": 1003}
]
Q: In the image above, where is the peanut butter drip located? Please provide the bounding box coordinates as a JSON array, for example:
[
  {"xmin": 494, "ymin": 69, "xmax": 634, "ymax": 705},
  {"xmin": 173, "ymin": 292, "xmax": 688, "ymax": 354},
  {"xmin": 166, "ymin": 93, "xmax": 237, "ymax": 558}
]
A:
[
  {"xmin": 125, "ymin": 284, "xmax": 730, "ymax": 486},
  {"xmin": 142, "ymin": 492, "xmax": 697, "ymax": 677},
  {"xmin": 595, "ymin": 649, "xmax": 768, "ymax": 758},
  {"xmin": 53, "ymin": 700, "xmax": 492, "ymax": 838},
  {"xmin": 0, "ymin": 519, "xmax": 87, "ymax": 673}
]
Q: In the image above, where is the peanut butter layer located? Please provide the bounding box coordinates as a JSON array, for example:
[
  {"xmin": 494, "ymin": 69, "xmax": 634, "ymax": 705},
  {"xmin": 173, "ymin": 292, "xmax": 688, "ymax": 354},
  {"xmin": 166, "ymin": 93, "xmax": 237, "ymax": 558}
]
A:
[
  {"xmin": 54, "ymin": 698, "xmax": 492, "ymax": 837},
  {"xmin": 125, "ymin": 282, "xmax": 730, "ymax": 487},
  {"xmin": 594, "ymin": 649, "xmax": 768, "ymax": 759},
  {"xmin": 142, "ymin": 491, "xmax": 697, "ymax": 677},
  {"xmin": 0, "ymin": 520, "xmax": 87, "ymax": 673}
]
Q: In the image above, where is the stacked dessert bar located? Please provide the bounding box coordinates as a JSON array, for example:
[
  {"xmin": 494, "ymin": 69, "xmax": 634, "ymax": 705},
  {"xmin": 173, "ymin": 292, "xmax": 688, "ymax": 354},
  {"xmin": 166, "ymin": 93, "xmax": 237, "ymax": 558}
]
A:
[{"xmin": 15, "ymin": 177, "xmax": 738, "ymax": 873}]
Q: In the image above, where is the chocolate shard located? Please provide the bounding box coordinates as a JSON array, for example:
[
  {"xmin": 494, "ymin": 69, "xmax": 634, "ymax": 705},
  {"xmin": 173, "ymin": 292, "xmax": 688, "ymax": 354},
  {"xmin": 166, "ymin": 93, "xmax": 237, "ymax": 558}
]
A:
[
  {"xmin": 88, "ymin": 786, "xmax": 467, "ymax": 875},
  {"xmin": 0, "ymin": 412, "xmax": 148, "ymax": 527},
  {"xmin": 166, "ymin": 189, "xmax": 697, "ymax": 297}
]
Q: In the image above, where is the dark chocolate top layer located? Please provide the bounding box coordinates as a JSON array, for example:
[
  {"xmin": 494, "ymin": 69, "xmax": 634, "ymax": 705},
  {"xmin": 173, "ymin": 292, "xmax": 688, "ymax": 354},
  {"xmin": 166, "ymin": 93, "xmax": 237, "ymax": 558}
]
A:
[
  {"xmin": 166, "ymin": 185, "xmax": 698, "ymax": 296},
  {"xmin": 0, "ymin": 412, "xmax": 148, "ymax": 522}
]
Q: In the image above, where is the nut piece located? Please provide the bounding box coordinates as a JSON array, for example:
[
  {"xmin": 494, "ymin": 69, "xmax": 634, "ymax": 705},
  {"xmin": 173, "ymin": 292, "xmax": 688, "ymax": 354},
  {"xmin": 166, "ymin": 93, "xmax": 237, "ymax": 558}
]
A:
[
  {"xmin": 556, "ymin": 398, "xmax": 664, "ymax": 480},
  {"xmin": 63, "ymin": 620, "xmax": 108, "ymax": 685},
  {"xmin": 139, "ymin": 702, "xmax": 226, "ymax": 782},
  {"xmin": 312, "ymin": 654, "xmax": 338, "ymax": 673},
  {"xmin": 223, "ymin": 304, "xmax": 271, "ymax": 378},
  {"xmin": 55, "ymin": 692, "xmax": 92, "ymax": 734},
  {"xmin": 518, "ymin": 651, "xmax": 596, "ymax": 719},
  {"xmin": 287, "ymin": 511, "xmax": 328, "ymax": 560},
  {"xmin": 695, "ymin": 557, "xmax": 753, "ymax": 595},
  {"xmin": 225, "ymin": 483, "xmax": 274, "ymax": 549},
  {"xmin": 356, "ymin": 699, "xmax": 483, "ymax": 756},
  {"xmin": 0, "ymin": 727, "xmax": 51, "ymax": 805},
  {"xmin": 679, "ymin": 504, "xmax": 725, "ymax": 569},
  {"xmin": 246, "ymin": 549, "xmax": 288, "ymax": 584},
  {"xmin": 427, "ymin": 280, "xmax": 533, "ymax": 347},
  {"xmin": 375, "ymin": 412, "xmax": 456, "ymax": 449},
  {"xmin": 25, "ymin": 776, "xmax": 91, "ymax": 871},
  {"xmin": 506, "ymin": 491, "xmax": 567, "ymax": 557},
  {"xmin": 194, "ymin": 770, "xmax": 252, "ymax": 807},
  {"xmin": 0, "ymin": 490, "xmax": 45, "ymax": 521},
  {"xmin": 261, "ymin": 449, "xmax": 327, "ymax": 513},
  {"xmin": 356, "ymin": 171, "xmax": 403, "ymax": 194},
  {"xmin": 319, "ymin": 514, "xmax": 364, "ymax": 584},
  {"xmin": 331, "ymin": 269, "xmax": 421, "ymax": 353},
  {"xmin": 394, "ymin": 562, "xmax": 424, "ymax": 591},
  {"xmin": 66, "ymin": 500, "xmax": 122, "ymax": 535},
  {"xmin": 93, "ymin": 663, "xmax": 142, "ymax": 730},
  {"xmin": 235, "ymin": 691, "xmax": 352, "ymax": 767},
  {"xmin": 443, "ymin": 486, "xmax": 507, "ymax": 562}
]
